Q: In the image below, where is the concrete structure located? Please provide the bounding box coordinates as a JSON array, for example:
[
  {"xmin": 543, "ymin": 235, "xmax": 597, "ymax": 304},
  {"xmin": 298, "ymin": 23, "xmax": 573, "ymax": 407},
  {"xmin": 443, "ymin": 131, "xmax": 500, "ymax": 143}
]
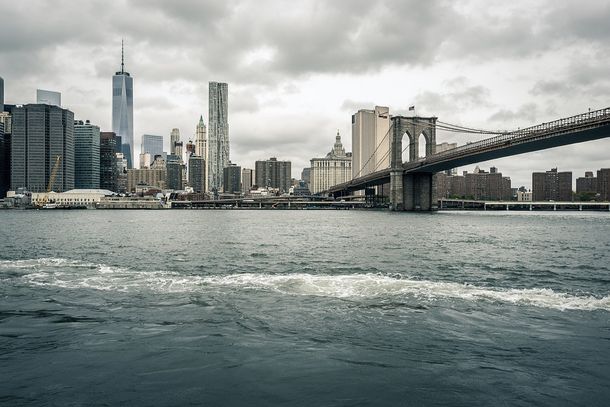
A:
[
  {"xmin": 223, "ymin": 163, "xmax": 241, "ymax": 194},
  {"xmin": 126, "ymin": 156, "xmax": 166, "ymax": 192},
  {"xmin": 598, "ymin": 168, "xmax": 610, "ymax": 201},
  {"xmin": 36, "ymin": 89, "xmax": 61, "ymax": 106},
  {"xmin": 74, "ymin": 120, "xmax": 100, "ymax": 189},
  {"xmin": 188, "ymin": 155, "xmax": 205, "ymax": 193},
  {"xmin": 112, "ymin": 41, "xmax": 134, "ymax": 168},
  {"xmin": 31, "ymin": 189, "xmax": 114, "ymax": 208},
  {"xmin": 532, "ymin": 168, "xmax": 572, "ymax": 202},
  {"xmin": 255, "ymin": 157, "xmax": 291, "ymax": 193},
  {"xmin": 241, "ymin": 168, "xmax": 253, "ymax": 194},
  {"xmin": 309, "ymin": 131, "xmax": 352, "ymax": 194},
  {"xmin": 208, "ymin": 82, "xmax": 229, "ymax": 193},
  {"xmin": 170, "ymin": 128, "xmax": 180, "ymax": 156},
  {"xmin": 139, "ymin": 152, "xmax": 152, "ymax": 169},
  {"xmin": 576, "ymin": 171, "xmax": 597, "ymax": 194},
  {"xmin": 141, "ymin": 134, "xmax": 163, "ymax": 159},
  {"xmin": 11, "ymin": 104, "xmax": 74, "ymax": 192},
  {"xmin": 352, "ymin": 106, "xmax": 390, "ymax": 179},
  {"xmin": 436, "ymin": 167, "xmax": 511, "ymax": 200},
  {"xmin": 100, "ymin": 132, "xmax": 119, "ymax": 192}
]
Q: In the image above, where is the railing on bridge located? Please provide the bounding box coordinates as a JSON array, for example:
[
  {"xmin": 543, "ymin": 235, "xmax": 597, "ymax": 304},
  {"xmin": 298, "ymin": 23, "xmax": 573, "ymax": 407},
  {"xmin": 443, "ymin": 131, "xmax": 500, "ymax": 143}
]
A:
[{"xmin": 419, "ymin": 107, "xmax": 610, "ymax": 166}]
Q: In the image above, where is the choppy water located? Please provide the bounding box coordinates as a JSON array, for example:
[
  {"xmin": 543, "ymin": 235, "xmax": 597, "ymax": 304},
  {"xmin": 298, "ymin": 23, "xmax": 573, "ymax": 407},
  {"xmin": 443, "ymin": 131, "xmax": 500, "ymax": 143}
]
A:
[{"xmin": 1, "ymin": 210, "xmax": 609, "ymax": 406}]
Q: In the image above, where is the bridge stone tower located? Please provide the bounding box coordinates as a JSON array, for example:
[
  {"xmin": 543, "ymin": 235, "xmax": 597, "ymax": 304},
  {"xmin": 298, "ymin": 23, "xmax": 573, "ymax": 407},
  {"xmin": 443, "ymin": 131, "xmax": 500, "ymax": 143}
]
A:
[{"xmin": 389, "ymin": 116, "xmax": 438, "ymax": 211}]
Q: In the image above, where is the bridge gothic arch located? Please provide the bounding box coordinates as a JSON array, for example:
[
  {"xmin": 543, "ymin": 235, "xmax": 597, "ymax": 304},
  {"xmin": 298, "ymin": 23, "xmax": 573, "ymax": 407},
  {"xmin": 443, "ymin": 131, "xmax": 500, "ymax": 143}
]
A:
[{"xmin": 389, "ymin": 116, "xmax": 438, "ymax": 211}]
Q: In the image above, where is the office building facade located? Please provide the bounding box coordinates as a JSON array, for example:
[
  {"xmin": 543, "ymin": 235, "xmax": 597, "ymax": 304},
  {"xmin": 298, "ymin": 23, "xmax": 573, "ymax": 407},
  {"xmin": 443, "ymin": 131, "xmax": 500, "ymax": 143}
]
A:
[
  {"xmin": 255, "ymin": 157, "xmax": 291, "ymax": 193},
  {"xmin": 74, "ymin": 120, "xmax": 100, "ymax": 189},
  {"xmin": 166, "ymin": 154, "xmax": 183, "ymax": 190},
  {"xmin": 576, "ymin": 171, "xmax": 597, "ymax": 194},
  {"xmin": 241, "ymin": 168, "xmax": 253, "ymax": 193},
  {"xmin": 208, "ymin": 82, "xmax": 229, "ymax": 192},
  {"xmin": 170, "ymin": 128, "xmax": 180, "ymax": 156},
  {"xmin": 223, "ymin": 163, "xmax": 241, "ymax": 194},
  {"xmin": 100, "ymin": 132, "xmax": 119, "ymax": 192},
  {"xmin": 310, "ymin": 131, "xmax": 352, "ymax": 194},
  {"xmin": 352, "ymin": 106, "xmax": 390, "ymax": 179},
  {"xmin": 112, "ymin": 42, "xmax": 134, "ymax": 168},
  {"xmin": 141, "ymin": 134, "xmax": 163, "ymax": 159},
  {"xmin": 11, "ymin": 104, "xmax": 74, "ymax": 192},
  {"xmin": 188, "ymin": 155, "xmax": 206, "ymax": 193},
  {"xmin": 598, "ymin": 168, "xmax": 610, "ymax": 201}
]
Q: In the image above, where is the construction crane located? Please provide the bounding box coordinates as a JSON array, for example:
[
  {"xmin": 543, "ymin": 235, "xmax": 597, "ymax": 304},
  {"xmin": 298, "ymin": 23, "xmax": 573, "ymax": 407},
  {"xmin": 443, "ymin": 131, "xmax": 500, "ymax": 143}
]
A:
[
  {"xmin": 39, "ymin": 155, "xmax": 62, "ymax": 208},
  {"xmin": 47, "ymin": 155, "xmax": 62, "ymax": 192}
]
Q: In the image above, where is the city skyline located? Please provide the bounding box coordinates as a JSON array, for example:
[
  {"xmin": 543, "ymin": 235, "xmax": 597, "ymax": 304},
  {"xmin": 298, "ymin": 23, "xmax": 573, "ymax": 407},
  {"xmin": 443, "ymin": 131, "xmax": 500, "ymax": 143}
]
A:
[{"xmin": 1, "ymin": 1, "xmax": 610, "ymax": 186}]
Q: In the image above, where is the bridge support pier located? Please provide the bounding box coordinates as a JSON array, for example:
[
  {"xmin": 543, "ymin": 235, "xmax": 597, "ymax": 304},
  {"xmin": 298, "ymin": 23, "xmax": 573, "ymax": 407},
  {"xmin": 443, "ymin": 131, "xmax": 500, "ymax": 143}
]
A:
[
  {"xmin": 404, "ymin": 172, "xmax": 434, "ymax": 211},
  {"xmin": 389, "ymin": 171, "xmax": 404, "ymax": 211}
]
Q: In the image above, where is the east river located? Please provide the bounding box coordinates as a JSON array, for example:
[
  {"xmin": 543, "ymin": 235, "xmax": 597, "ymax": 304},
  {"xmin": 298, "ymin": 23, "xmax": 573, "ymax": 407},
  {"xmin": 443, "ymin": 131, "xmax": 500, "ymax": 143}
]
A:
[{"xmin": 1, "ymin": 210, "xmax": 609, "ymax": 406}]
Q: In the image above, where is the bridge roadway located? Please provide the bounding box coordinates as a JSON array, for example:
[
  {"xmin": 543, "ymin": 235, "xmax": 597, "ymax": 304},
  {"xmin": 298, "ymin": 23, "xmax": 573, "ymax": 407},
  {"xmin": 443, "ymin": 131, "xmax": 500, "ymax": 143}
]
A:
[{"xmin": 328, "ymin": 107, "xmax": 610, "ymax": 195}]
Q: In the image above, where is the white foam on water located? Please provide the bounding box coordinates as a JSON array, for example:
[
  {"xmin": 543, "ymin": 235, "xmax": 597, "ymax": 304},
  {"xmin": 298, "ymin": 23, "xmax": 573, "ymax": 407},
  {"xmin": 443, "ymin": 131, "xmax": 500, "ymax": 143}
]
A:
[{"xmin": 4, "ymin": 259, "xmax": 609, "ymax": 312}]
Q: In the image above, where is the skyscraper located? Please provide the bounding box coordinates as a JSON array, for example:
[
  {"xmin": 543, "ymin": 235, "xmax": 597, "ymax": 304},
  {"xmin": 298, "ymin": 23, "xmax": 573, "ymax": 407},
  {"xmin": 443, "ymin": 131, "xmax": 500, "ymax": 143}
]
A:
[
  {"xmin": 309, "ymin": 131, "xmax": 352, "ymax": 194},
  {"xmin": 112, "ymin": 40, "xmax": 134, "ymax": 169},
  {"xmin": 208, "ymin": 82, "xmax": 229, "ymax": 193},
  {"xmin": 241, "ymin": 168, "xmax": 253, "ymax": 194},
  {"xmin": 170, "ymin": 128, "xmax": 180, "ymax": 155},
  {"xmin": 141, "ymin": 134, "xmax": 164, "ymax": 158},
  {"xmin": 223, "ymin": 163, "xmax": 241, "ymax": 194},
  {"xmin": 188, "ymin": 155, "xmax": 206, "ymax": 193},
  {"xmin": 532, "ymin": 168, "xmax": 572, "ymax": 201},
  {"xmin": 11, "ymin": 104, "xmax": 74, "ymax": 192},
  {"xmin": 195, "ymin": 115, "xmax": 207, "ymax": 158},
  {"xmin": 74, "ymin": 120, "xmax": 100, "ymax": 189},
  {"xmin": 352, "ymin": 106, "xmax": 390, "ymax": 178},
  {"xmin": 100, "ymin": 132, "xmax": 119, "ymax": 192}
]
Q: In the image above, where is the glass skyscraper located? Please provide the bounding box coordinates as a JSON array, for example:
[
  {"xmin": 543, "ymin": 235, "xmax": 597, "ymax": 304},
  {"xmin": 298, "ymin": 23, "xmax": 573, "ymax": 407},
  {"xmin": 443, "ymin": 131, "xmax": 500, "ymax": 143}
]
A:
[
  {"xmin": 208, "ymin": 82, "xmax": 229, "ymax": 193},
  {"xmin": 141, "ymin": 134, "xmax": 164, "ymax": 158},
  {"xmin": 11, "ymin": 104, "xmax": 74, "ymax": 192},
  {"xmin": 112, "ymin": 41, "xmax": 134, "ymax": 168},
  {"xmin": 74, "ymin": 120, "xmax": 100, "ymax": 189}
]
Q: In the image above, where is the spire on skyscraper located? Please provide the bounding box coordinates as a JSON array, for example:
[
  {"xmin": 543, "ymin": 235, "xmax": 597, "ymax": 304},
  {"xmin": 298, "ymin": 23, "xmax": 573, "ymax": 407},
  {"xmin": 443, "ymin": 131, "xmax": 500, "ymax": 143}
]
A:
[{"xmin": 121, "ymin": 39, "xmax": 124, "ymax": 74}]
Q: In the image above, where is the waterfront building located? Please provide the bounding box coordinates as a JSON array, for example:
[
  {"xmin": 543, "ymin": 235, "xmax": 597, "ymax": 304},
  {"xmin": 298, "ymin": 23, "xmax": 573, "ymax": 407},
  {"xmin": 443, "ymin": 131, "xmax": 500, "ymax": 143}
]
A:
[
  {"xmin": 352, "ymin": 106, "xmax": 390, "ymax": 178},
  {"xmin": 241, "ymin": 168, "xmax": 253, "ymax": 194},
  {"xmin": 126, "ymin": 155, "xmax": 166, "ymax": 192},
  {"xmin": 170, "ymin": 128, "xmax": 180, "ymax": 156},
  {"xmin": 436, "ymin": 166, "xmax": 511, "ymax": 200},
  {"xmin": 576, "ymin": 171, "xmax": 597, "ymax": 194},
  {"xmin": 309, "ymin": 131, "xmax": 352, "ymax": 194},
  {"xmin": 208, "ymin": 82, "xmax": 229, "ymax": 193},
  {"xmin": 31, "ymin": 189, "xmax": 114, "ymax": 208},
  {"xmin": 166, "ymin": 154, "xmax": 183, "ymax": 190},
  {"xmin": 112, "ymin": 41, "xmax": 134, "ymax": 168},
  {"xmin": 532, "ymin": 168, "xmax": 572, "ymax": 201},
  {"xmin": 36, "ymin": 89, "xmax": 61, "ymax": 106},
  {"xmin": 141, "ymin": 134, "xmax": 163, "ymax": 159},
  {"xmin": 100, "ymin": 132, "xmax": 119, "ymax": 192},
  {"xmin": 188, "ymin": 155, "xmax": 205, "ymax": 193},
  {"xmin": 74, "ymin": 120, "xmax": 100, "ymax": 189},
  {"xmin": 223, "ymin": 163, "xmax": 241, "ymax": 194},
  {"xmin": 195, "ymin": 115, "xmax": 207, "ymax": 165},
  {"xmin": 598, "ymin": 168, "xmax": 610, "ymax": 201},
  {"xmin": 11, "ymin": 104, "xmax": 74, "ymax": 192},
  {"xmin": 255, "ymin": 157, "xmax": 291, "ymax": 193}
]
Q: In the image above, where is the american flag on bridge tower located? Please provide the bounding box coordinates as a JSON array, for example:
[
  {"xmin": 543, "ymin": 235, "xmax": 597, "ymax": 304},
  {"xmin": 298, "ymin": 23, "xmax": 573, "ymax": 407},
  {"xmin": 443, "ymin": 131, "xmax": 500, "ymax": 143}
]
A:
[{"xmin": 409, "ymin": 106, "xmax": 415, "ymax": 111}]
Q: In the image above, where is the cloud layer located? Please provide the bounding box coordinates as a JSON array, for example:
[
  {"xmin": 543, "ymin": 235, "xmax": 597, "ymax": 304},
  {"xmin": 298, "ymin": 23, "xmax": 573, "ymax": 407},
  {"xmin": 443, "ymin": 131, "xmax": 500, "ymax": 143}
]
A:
[{"xmin": 1, "ymin": 0, "xmax": 609, "ymax": 185}]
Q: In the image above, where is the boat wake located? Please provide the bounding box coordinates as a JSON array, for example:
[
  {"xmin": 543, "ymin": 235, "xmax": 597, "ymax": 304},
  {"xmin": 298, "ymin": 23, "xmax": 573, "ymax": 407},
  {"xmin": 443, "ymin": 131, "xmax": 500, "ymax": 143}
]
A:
[{"xmin": 1, "ymin": 258, "xmax": 609, "ymax": 311}]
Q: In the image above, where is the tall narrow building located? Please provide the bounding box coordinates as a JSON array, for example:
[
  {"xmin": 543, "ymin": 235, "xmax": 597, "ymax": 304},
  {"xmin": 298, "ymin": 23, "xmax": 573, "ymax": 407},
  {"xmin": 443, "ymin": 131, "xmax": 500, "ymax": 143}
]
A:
[
  {"xmin": 112, "ymin": 40, "xmax": 134, "ymax": 169},
  {"xmin": 208, "ymin": 82, "xmax": 229, "ymax": 193},
  {"xmin": 170, "ymin": 128, "xmax": 180, "ymax": 156},
  {"xmin": 74, "ymin": 120, "xmax": 100, "ymax": 189}
]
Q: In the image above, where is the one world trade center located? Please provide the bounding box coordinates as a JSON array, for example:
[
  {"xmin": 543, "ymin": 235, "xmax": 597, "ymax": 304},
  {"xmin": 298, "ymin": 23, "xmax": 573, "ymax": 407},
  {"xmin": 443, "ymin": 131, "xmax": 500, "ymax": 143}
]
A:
[{"xmin": 112, "ymin": 40, "xmax": 134, "ymax": 168}]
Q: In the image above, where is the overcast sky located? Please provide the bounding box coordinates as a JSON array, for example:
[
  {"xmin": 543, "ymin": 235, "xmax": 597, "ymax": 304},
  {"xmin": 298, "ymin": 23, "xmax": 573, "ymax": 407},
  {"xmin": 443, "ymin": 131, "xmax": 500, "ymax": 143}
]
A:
[{"xmin": 2, "ymin": 0, "xmax": 609, "ymax": 187}]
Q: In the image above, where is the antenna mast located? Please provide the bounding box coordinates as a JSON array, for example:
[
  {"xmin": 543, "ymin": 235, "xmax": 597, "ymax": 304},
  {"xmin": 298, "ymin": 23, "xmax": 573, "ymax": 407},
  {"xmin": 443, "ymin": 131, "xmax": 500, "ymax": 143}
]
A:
[{"xmin": 121, "ymin": 39, "xmax": 125, "ymax": 73}]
